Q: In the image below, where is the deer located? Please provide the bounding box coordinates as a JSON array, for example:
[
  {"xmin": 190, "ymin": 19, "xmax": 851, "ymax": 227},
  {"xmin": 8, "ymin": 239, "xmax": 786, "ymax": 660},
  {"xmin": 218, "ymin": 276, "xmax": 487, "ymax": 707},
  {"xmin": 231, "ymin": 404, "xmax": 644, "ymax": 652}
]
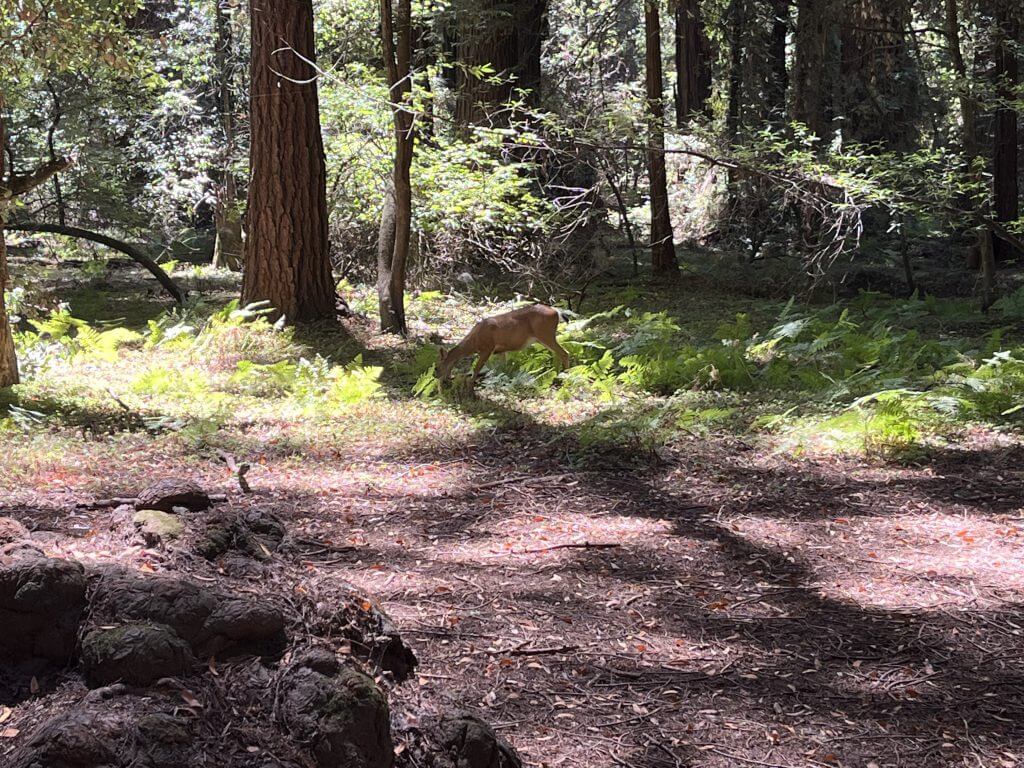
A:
[{"xmin": 437, "ymin": 304, "xmax": 570, "ymax": 388}]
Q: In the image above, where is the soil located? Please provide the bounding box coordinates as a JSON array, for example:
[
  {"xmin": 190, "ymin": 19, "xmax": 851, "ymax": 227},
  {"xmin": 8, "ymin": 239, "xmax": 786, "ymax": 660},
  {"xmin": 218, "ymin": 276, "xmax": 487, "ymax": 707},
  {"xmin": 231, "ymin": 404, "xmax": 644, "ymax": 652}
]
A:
[{"xmin": 3, "ymin": 418, "xmax": 1024, "ymax": 767}]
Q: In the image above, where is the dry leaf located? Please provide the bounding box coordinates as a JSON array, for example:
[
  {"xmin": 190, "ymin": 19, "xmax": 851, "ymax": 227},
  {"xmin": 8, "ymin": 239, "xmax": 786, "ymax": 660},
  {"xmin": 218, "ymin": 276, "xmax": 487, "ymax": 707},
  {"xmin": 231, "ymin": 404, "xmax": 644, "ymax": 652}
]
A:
[{"xmin": 1, "ymin": 728, "xmax": 19, "ymax": 739}]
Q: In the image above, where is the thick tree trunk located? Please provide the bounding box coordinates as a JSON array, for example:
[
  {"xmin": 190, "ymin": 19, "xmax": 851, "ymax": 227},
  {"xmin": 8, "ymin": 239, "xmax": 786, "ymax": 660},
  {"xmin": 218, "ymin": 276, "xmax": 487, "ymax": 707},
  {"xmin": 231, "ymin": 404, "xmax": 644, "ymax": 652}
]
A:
[
  {"xmin": 992, "ymin": 3, "xmax": 1020, "ymax": 261},
  {"xmin": 242, "ymin": 0, "xmax": 334, "ymax": 323},
  {"xmin": 453, "ymin": 0, "xmax": 547, "ymax": 130},
  {"xmin": 645, "ymin": 0, "xmax": 679, "ymax": 278},
  {"xmin": 838, "ymin": 0, "xmax": 917, "ymax": 149},
  {"xmin": 213, "ymin": 0, "xmax": 243, "ymax": 271},
  {"xmin": 377, "ymin": 0, "xmax": 414, "ymax": 334},
  {"xmin": 674, "ymin": 0, "xmax": 711, "ymax": 127},
  {"xmin": 725, "ymin": 0, "xmax": 745, "ymax": 140},
  {"xmin": 767, "ymin": 0, "xmax": 789, "ymax": 118},
  {"xmin": 792, "ymin": 0, "xmax": 833, "ymax": 139}
]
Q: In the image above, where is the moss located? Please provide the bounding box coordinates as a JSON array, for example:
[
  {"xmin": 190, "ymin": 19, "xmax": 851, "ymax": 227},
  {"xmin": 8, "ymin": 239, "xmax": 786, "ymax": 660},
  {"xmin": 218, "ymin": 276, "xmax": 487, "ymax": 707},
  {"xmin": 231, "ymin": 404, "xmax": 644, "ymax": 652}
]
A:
[{"xmin": 133, "ymin": 509, "xmax": 185, "ymax": 542}]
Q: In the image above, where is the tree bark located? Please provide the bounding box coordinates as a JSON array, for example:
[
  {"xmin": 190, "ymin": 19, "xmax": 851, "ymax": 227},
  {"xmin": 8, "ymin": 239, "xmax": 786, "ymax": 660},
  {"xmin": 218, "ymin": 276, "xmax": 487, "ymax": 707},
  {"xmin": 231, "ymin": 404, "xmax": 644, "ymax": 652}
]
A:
[
  {"xmin": 453, "ymin": 0, "xmax": 547, "ymax": 130},
  {"xmin": 213, "ymin": 0, "xmax": 243, "ymax": 271},
  {"xmin": 792, "ymin": 0, "xmax": 833, "ymax": 139},
  {"xmin": 725, "ymin": 0, "xmax": 746, "ymax": 141},
  {"xmin": 838, "ymin": 0, "xmax": 917, "ymax": 149},
  {"xmin": 674, "ymin": 0, "xmax": 711, "ymax": 127},
  {"xmin": 0, "ymin": 100, "xmax": 16, "ymax": 388},
  {"xmin": 377, "ymin": 0, "xmax": 414, "ymax": 334},
  {"xmin": 242, "ymin": 0, "xmax": 334, "ymax": 323},
  {"xmin": 767, "ymin": 0, "xmax": 789, "ymax": 118},
  {"xmin": 645, "ymin": 0, "xmax": 679, "ymax": 278},
  {"xmin": 992, "ymin": 2, "xmax": 1020, "ymax": 261}
]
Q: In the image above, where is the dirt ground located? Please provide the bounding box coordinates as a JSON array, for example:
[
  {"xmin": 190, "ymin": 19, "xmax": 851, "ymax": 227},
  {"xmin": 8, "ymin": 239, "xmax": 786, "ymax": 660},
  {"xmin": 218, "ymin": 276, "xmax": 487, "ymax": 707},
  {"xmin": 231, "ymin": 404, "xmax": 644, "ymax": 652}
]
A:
[{"xmin": 4, "ymin": 414, "xmax": 1024, "ymax": 768}]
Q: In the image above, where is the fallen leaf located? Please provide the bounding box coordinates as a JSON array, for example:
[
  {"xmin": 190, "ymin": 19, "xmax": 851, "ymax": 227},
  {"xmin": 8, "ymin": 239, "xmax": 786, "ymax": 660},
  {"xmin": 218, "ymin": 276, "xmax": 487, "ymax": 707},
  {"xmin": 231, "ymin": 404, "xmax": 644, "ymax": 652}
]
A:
[{"xmin": 1, "ymin": 728, "xmax": 19, "ymax": 739}]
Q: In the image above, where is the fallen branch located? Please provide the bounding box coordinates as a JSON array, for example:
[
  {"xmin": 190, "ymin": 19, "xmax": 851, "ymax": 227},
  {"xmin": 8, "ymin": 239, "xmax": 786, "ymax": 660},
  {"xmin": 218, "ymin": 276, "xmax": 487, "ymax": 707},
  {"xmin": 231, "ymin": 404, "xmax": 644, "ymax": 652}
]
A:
[
  {"xmin": 510, "ymin": 541, "xmax": 622, "ymax": 555},
  {"xmin": 77, "ymin": 493, "xmax": 228, "ymax": 510},
  {"xmin": 7, "ymin": 221, "xmax": 185, "ymax": 304},
  {"xmin": 217, "ymin": 451, "xmax": 251, "ymax": 493}
]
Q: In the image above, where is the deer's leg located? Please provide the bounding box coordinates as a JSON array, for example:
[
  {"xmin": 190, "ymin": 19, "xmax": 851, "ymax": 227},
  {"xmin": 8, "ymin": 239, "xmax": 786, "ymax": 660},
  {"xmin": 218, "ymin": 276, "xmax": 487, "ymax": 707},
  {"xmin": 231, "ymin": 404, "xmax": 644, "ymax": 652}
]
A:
[
  {"xmin": 470, "ymin": 347, "xmax": 493, "ymax": 387},
  {"xmin": 540, "ymin": 337, "xmax": 570, "ymax": 371}
]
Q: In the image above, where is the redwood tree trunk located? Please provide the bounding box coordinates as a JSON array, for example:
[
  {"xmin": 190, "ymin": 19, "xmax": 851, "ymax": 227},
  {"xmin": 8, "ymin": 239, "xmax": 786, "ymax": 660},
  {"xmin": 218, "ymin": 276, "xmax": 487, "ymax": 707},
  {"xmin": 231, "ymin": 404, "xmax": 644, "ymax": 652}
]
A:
[
  {"xmin": 792, "ymin": 0, "xmax": 833, "ymax": 139},
  {"xmin": 767, "ymin": 0, "xmax": 789, "ymax": 118},
  {"xmin": 377, "ymin": 0, "xmax": 414, "ymax": 334},
  {"xmin": 213, "ymin": 0, "xmax": 243, "ymax": 271},
  {"xmin": 674, "ymin": 0, "xmax": 711, "ymax": 127},
  {"xmin": 992, "ymin": 3, "xmax": 1020, "ymax": 261},
  {"xmin": 645, "ymin": 0, "xmax": 679, "ymax": 278},
  {"xmin": 241, "ymin": 0, "xmax": 334, "ymax": 322},
  {"xmin": 0, "ymin": 98, "xmax": 19, "ymax": 388}
]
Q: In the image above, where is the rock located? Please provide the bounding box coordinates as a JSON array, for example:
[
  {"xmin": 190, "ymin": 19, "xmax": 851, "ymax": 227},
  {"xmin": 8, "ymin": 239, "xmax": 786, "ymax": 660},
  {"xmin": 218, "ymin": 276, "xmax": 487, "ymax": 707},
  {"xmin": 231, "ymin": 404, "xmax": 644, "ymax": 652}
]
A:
[
  {"xmin": 331, "ymin": 595, "xmax": 417, "ymax": 682},
  {"xmin": 284, "ymin": 662, "xmax": 393, "ymax": 768},
  {"xmin": 196, "ymin": 509, "xmax": 285, "ymax": 561},
  {"xmin": 133, "ymin": 509, "xmax": 185, "ymax": 547},
  {"xmin": 135, "ymin": 478, "xmax": 210, "ymax": 513},
  {"xmin": 136, "ymin": 713, "xmax": 192, "ymax": 768},
  {"xmin": 9, "ymin": 708, "xmax": 128, "ymax": 768},
  {"xmin": 0, "ymin": 516, "xmax": 29, "ymax": 543},
  {"xmin": 88, "ymin": 567, "xmax": 286, "ymax": 660},
  {"xmin": 0, "ymin": 552, "xmax": 87, "ymax": 663},
  {"xmin": 195, "ymin": 597, "xmax": 286, "ymax": 658},
  {"xmin": 81, "ymin": 623, "xmax": 196, "ymax": 686},
  {"xmin": 433, "ymin": 713, "xmax": 522, "ymax": 768}
]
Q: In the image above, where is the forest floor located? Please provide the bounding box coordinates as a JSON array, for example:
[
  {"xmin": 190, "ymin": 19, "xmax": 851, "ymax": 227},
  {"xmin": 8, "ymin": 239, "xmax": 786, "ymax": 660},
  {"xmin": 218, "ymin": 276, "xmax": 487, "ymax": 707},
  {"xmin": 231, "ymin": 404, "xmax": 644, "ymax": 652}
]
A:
[{"xmin": 3, "ymin": 255, "xmax": 1024, "ymax": 767}]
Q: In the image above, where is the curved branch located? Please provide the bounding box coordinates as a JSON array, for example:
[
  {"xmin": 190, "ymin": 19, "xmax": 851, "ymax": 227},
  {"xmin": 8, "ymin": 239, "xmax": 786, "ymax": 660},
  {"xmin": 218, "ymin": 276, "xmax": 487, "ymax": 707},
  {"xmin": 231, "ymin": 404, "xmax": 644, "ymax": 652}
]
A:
[{"xmin": 6, "ymin": 222, "xmax": 185, "ymax": 304}]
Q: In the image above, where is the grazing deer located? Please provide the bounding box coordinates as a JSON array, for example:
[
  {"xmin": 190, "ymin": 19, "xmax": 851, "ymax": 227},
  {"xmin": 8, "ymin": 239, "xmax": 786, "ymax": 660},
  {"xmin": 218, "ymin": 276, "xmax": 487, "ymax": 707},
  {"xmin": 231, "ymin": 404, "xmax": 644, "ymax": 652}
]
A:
[{"xmin": 438, "ymin": 304, "xmax": 570, "ymax": 388}]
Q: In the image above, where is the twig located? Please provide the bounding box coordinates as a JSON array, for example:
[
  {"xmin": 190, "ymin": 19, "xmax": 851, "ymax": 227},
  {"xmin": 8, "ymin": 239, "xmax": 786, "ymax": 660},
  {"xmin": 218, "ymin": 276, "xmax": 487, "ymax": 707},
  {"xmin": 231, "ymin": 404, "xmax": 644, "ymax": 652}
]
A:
[
  {"xmin": 509, "ymin": 541, "xmax": 622, "ymax": 555},
  {"xmin": 473, "ymin": 473, "xmax": 574, "ymax": 492},
  {"xmin": 217, "ymin": 450, "xmax": 252, "ymax": 493}
]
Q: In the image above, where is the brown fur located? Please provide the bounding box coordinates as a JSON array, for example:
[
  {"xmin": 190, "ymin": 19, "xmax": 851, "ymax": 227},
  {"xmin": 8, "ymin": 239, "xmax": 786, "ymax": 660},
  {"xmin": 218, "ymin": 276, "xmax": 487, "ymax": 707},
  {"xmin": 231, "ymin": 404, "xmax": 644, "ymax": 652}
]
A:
[{"xmin": 438, "ymin": 305, "xmax": 570, "ymax": 387}]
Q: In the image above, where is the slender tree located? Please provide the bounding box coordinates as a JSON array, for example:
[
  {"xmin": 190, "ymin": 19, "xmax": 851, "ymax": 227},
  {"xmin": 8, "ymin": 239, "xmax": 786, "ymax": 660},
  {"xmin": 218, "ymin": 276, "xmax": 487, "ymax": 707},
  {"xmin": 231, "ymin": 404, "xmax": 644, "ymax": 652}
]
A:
[
  {"xmin": 376, "ymin": 0, "xmax": 414, "ymax": 334},
  {"xmin": 767, "ymin": 0, "xmax": 789, "ymax": 118},
  {"xmin": 212, "ymin": 0, "xmax": 243, "ymax": 271},
  {"xmin": 644, "ymin": 0, "xmax": 679, "ymax": 278},
  {"xmin": 241, "ymin": 0, "xmax": 335, "ymax": 322}
]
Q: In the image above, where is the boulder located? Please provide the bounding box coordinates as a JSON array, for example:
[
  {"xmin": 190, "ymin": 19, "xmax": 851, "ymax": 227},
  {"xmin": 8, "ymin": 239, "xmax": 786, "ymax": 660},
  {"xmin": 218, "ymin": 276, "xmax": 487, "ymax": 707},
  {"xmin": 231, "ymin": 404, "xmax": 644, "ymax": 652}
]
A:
[
  {"xmin": 9, "ymin": 708, "xmax": 128, "ymax": 768},
  {"xmin": 0, "ymin": 552, "xmax": 86, "ymax": 663},
  {"xmin": 0, "ymin": 516, "xmax": 30, "ymax": 543},
  {"xmin": 135, "ymin": 478, "xmax": 210, "ymax": 513},
  {"xmin": 133, "ymin": 510, "xmax": 185, "ymax": 547},
  {"xmin": 81, "ymin": 623, "xmax": 196, "ymax": 686},
  {"xmin": 283, "ymin": 658, "xmax": 393, "ymax": 768},
  {"xmin": 432, "ymin": 713, "xmax": 522, "ymax": 768},
  {"xmin": 88, "ymin": 567, "xmax": 287, "ymax": 660},
  {"xmin": 195, "ymin": 509, "xmax": 285, "ymax": 561}
]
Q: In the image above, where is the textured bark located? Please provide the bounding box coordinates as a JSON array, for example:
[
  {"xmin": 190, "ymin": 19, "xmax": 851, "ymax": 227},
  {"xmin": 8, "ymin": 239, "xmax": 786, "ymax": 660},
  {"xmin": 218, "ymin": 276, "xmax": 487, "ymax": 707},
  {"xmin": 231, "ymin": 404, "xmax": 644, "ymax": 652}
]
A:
[
  {"xmin": 838, "ymin": 0, "xmax": 918, "ymax": 148},
  {"xmin": 242, "ymin": 0, "xmax": 334, "ymax": 322},
  {"xmin": 792, "ymin": 0, "xmax": 833, "ymax": 138},
  {"xmin": 674, "ymin": 0, "xmax": 711, "ymax": 127},
  {"xmin": 767, "ymin": 0, "xmax": 789, "ymax": 117},
  {"xmin": 644, "ymin": 0, "xmax": 679, "ymax": 278},
  {"xmin": 725, "ymin": 0, "xmax": 746, "ymax": 140},
  {"xmin": 2, "ymin": 96, "xmax": 19, "ymax": 387},
  {"xmin": 213, "ymin": 0, "xmax": 243, "ymax": 271},
  {"xmin": 377, "ymin": 0, "xmax": 414, "ymax": 334},
  {"xmin": 453, "ymin": 0, "xmax": 547, "ymax": 129},
  {"xmin": 992, "ymin": 3, "xmax": 1020, "ymax": 261}
]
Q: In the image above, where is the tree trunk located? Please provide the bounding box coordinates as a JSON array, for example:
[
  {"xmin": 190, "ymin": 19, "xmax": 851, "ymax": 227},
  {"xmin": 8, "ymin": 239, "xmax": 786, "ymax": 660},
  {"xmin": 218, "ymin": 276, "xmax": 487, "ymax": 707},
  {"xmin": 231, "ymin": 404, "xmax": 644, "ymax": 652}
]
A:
[
  {"xmin": 725, "ymin": 0, "xmax": 745, "ymax": 141},
  {"xmin": 792, "ymin": 0, "xmax": 833, "ymax": 139},
  {"xmin": 992, "ymin": 2, "xmax": 1020, "ymax": 262},
  {"xmin": 453, "ymin": 0, "xmax": 547, "ymax": 130},
  {"xmin": 377, "ymin": 0, "xmax": 414, "ymax": 334},
  {"xmin": 767, "ymin": 0, "xmax": 789, "ymax": 118},
  {"xmin": 645, "ymin": 0, "xmax": 679, "ymax": 278},
  {"xmin": 674, "ymin": 0, "xmax": 711, "ymax": 127},
  {"xmin": 241, "ymin": 0, "xmax": 334, "ymax": 323},
  {"xmin": 0, "ymin": 97, "xmax": 18, "ymax": 388},
  {"xmin": 213, "ymin": 0, "xmax": 243, "ymax": 271},
  {"xmin": 838, "ymin": 0, "xmax": 917, "ymax": 149}
]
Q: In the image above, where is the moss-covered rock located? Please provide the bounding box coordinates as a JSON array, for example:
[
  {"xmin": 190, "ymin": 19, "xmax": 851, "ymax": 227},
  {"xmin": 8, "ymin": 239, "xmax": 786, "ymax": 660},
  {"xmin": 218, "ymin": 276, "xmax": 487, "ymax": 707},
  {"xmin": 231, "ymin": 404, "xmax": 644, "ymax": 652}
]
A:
[
  {"xmin": 0, "ymin": 552, "xmax": 86, "ymax": 663},
  {"xmin": 133, "ymin": 509, "xmax": 186, "ymax": 546},
  {"xmin": 81, "ymin": 622, "xmax": 195, "ymax": 686}
]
